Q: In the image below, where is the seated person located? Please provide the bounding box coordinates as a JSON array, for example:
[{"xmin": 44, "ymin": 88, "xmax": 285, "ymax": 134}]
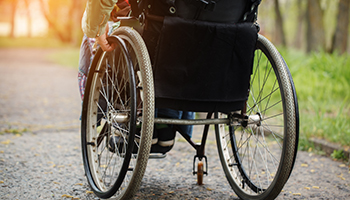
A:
[{"xmin": 78, "ymin": 0, "xmax": 195, "ymax": 153}]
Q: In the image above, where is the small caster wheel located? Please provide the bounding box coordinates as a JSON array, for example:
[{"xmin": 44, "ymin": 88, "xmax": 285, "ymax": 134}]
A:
[{"xmin": 197, "ymin": 161, "xmax": 204, "ymax": 185}]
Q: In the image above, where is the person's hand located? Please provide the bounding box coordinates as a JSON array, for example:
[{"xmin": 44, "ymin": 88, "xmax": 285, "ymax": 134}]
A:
[{"xmin": 96, "ymin": 25, "xmax": 115, "ymax": 52}]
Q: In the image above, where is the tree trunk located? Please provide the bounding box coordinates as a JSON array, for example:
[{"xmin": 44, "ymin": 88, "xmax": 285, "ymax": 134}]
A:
[
  {"xmin": 68, "ymin": 0, "xmax": 83, "ymax": 45},
  {"xmin": 10, "ymin": 0, "xmax": 18, "ymax": 38},
  {"xmin": 293, "ymin": 0, "xmax": 305, "ymax": 49},
  {"xmin": 331, "ymin": 0, "xmax": 350, "ymax": 54},
  {"xmin": 306, "ymin": 0, "xmax": 326, "ymax": 52},
  {"xmin": 24, "ymin": 0, "xmax": 31, "ymax": 38},
  {"xmin": 38, "ymin": 0, "xmax": 76, "ymax": 43},
  {"xmin": 273, "ymin": 0, "xmax": 286, "ymax": 46}
]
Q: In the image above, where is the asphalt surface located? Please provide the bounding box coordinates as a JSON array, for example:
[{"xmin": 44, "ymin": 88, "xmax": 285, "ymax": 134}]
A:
[{"xmin": 0, "ymin": 48, "xmax": 349, "ymax": 200}]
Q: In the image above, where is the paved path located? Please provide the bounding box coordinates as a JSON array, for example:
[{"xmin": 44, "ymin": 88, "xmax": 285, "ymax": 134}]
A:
[{"xmin": 0, "ymin": 48, "xmax": 349, "ymax": 199}]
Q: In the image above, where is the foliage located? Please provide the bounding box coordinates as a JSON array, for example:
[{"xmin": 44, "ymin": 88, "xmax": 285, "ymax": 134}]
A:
[
  {"xmin": 279, "ymin": 47, "xmax": 350, "ymax": 149},
  {"xmin": 0, "ymin": 128, "xmax": 28, "ymax": 135},
  {"xmin": 331, "ymin": 149, "xmax": 348, "ymax": 161}
]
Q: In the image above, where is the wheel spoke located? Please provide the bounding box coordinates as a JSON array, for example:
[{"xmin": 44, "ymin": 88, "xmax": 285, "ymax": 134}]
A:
[
  {"xmin": 215, "ymin": 35, "xmax": 298, "ymax": 199},
  {"xmin": 82, "ymin": 28, "xmax": 153, "ymax": 199}
]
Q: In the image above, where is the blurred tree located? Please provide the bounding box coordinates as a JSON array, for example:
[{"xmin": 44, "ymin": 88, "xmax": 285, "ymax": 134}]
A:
[
  {"xmin": 24, "ymin": 0, "xmax": 31, "ymax": 38},
  {"xmin": 273, "ymin": 0, "xmax": 286, "ymax": 46},
  {"xmin": 0, "ymin": 0, "xmax": 33, "ymax": 38},
  {"xmin": 306, "ymin": 0, "xmax": 326, "ymax": 52},
  {"xmin": 293, "ymin": 0, "xmax": 306, "ymax": 49},
  {"xmin": 9, "ymin": 0, "xmax": 18, "ymax": 38},
  {"xmin": 331, "ymin": 0, "xmax": 350, "ymax": 54},
  {"xmin": 39, "ymin": 0, "xmax": 85, "ymax": 44}
]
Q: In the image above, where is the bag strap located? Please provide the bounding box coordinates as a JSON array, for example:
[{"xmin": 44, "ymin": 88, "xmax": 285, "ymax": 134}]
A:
[
  {"xmin": 243, "ymin": 0, "xmax": 261, "ymax": 22},
  {"xmin": 178, "ymin": 0, "xmax": 261, "ymax": 22},
  {"xmin": 130, "ymin": 0, "xmax": 261, "ymax": 22},
  {"xmin": 129, "ymin": 0, "xmax": 149, "ymax": 17},
  {"xmin": 183, "ymin": 0, "xmax": 216, "ymax": 11}
]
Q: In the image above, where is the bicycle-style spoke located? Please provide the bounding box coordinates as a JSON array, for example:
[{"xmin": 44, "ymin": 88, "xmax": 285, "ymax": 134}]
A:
[
  {"xmin": 215, "ymin": 35, "xmax": 299, "ymax": 199},
  {"xmin": 85, "ymin": 44, "xmax": 134, "ymax": 192},
  {"xmin": 81, "ymin": 27, "xmax": 153, "ymax": 199}
]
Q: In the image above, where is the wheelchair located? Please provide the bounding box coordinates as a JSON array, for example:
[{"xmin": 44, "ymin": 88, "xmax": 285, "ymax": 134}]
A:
[{"xmin": 81, "ymin": 0, "xmax": 299, "ymax": 199}]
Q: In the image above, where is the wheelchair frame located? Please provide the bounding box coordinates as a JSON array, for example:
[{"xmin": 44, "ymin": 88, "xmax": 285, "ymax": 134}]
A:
[{"xmin": 81, "ymin": 8, "xmax": 299, "ymax": 200}]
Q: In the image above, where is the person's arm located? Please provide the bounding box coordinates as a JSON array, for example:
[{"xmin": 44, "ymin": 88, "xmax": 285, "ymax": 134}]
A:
[{"xmin": 82, "ymin": 0, "xmax": 118, "ymax": 51}]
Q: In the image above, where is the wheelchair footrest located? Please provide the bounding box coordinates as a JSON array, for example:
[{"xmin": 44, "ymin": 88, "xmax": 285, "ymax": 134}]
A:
[{"xmin": 148, "ymin": 153, "xmax": 167, "ymax": 159}]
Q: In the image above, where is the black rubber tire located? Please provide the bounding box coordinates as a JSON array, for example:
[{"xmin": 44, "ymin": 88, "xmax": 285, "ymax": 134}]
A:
[
  {"xmin": 215, "ymin": 34, "xmax": 299, "ymax": 200},
  {"xmin": 81, "ymin": 27, "xmax": 154, "ymax": 199}
]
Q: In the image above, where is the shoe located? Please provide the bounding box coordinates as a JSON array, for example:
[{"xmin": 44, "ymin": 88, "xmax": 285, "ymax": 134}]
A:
[
  {"xmin": 108, "ymin": 123, "xmax": 132, "ymax": 154},
  {"xmin": 108, "ymin": 135, "xmax": 139, "ymax": 154},
  {"xmin": 157, "ymin": 124, "xmax": 175, "ymax": 147},
  {"xmin": 108, "ymin": 136, "xmax": 125, "ymax": 153},
  {"xmin": 150, "ymin": 124, "xmax": 176, "ymax": 154},
  {"xmin": 135, "ymin": 123, "xmax": 158, "ymax": 145}
]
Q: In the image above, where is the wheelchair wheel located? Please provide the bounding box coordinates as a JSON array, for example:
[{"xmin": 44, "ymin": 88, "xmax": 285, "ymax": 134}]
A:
[
  {"xmin": 215, "ymin": 34, "xmax": 299, "ymax": 200},
  {"xmin": 81, "ymin": 27, "xmax": 154, "ymax": 199}
]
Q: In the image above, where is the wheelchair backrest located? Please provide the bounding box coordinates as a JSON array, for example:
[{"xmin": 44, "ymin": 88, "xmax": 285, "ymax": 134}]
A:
[{"xmin": 128, "ymin": 0, "xmax": 261, "ymax": 112}]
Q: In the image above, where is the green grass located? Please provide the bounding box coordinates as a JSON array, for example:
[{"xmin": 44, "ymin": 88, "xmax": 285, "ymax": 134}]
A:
[
  {"xmin": 0, "ymin": 36, "xmax": 80, "ymax": 69},
  {"xmin": 0, "ymin": 36, "xmax": 68, "ymax": 48},
  {"xmin": 46, "ymin": 48, "xmax": 80, "ymax": 69},
  {"xmin": 331, "ymin": 149, "xmax": 348, "ymax": 161},
  {"xmin": 280, "ymin": 48, "xmax": 350, "ymax": 149},
  {"xmin": 0, "ymin": 128, "xmax": 28, "ymax": 135}
]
